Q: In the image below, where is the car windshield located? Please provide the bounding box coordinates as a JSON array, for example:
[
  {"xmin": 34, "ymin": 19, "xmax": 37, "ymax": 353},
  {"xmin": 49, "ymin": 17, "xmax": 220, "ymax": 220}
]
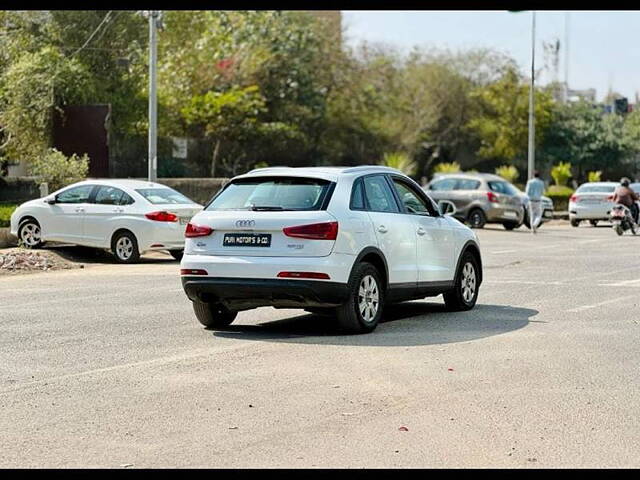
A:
[
  {"xmin": 206, "ymin": 177, "xmax": 332, "ymax": 211},
  {"xmin": 135, "ymin": 188, "xmax": 196, "ymax": 205},
  {"xmin": 576, "ymin": 184, "xmax": 616, "ymax": 193},
  {"xmin": 488, "ymin": 181, "xmax": 518, "ymax": 195}
]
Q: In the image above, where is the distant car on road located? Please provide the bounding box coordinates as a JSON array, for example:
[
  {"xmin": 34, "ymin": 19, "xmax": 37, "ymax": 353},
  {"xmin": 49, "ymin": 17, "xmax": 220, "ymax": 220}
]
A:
[
  {"xmin": 425, "ymin": 172, "xmax": 553, "ymax": 230},
  {"xmin": 10, "ymin": 179, "xmax": 202, "ymax": 263},
  {"xmin": 568, "ymin": 182, "xmax": 618, "ymax": 227}
]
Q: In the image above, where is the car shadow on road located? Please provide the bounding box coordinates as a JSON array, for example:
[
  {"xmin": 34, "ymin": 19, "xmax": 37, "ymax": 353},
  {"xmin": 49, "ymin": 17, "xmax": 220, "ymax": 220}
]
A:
[
  {"xmin": 211, "ymin": 302, "xmax": 537, "ymax": 346},
  {"xmin": 42, "ymin": 244, "xmax": 177, "ymax": 264}
]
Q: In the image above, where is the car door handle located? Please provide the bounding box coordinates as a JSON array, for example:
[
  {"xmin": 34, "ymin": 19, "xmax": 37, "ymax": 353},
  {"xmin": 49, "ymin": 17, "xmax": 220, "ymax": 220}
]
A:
[
  {"xmin": 113, "ymin": 208, "xmax": 124, "ymax": 213},
  {"xmin": 75, "ymin": 207, "xmax": 85, "ymax": 213},
  {"xmin": 416, "ymin": 227, "xmax": 426, "ymax": 236},
  {"xmin": 377, "ymin": 225, "xmax": 388, "ymax": 233}
]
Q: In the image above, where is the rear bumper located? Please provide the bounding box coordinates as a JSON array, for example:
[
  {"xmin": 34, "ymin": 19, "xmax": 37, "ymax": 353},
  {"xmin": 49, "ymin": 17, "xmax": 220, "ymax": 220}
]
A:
[
  {"xmin": 181, "ymin": 276, "xmax": 349, "ymax": 311},
  {"xmin": 569, "ymin": 203, "xmax": 613, "ymax": 220}
]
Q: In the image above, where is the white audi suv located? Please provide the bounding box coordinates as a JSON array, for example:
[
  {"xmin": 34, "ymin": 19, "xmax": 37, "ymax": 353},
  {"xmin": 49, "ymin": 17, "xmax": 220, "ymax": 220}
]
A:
[
  {"xmin": 10, "ymin": 179, "xmax": 202, "ymax": 263},
  {"xmin": 180, "ymin": 166, "xmax": 482, "ymax": 333}
]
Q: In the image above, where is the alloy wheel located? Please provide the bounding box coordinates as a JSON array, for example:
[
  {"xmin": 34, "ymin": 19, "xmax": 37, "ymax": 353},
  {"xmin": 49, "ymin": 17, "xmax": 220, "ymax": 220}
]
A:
[
  {"xmin": 461, "ymin": 262, "xmax": 477, "ymax": 304},
  {"xmin": 20, "ymin": 223, "xmax": 41, "ymax": 247},
  {"xmin": 358, "ymin": 274, "xmax": 379, "ymax": 323},
  {"xmin": 116, "ymin": 236, "xmax": 133, "ymax": 261}
]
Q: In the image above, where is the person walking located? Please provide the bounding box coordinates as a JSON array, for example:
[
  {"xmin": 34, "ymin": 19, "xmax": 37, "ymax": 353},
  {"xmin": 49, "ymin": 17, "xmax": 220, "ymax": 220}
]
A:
[{"xmin": 525, "ymin": 170, "xmax": 546, "ymax": 234}]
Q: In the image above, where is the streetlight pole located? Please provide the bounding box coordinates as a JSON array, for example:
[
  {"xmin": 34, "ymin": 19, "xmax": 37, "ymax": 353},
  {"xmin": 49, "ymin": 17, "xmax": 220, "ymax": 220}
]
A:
[
  {"xmin": 148, "ymin": 11, "xmax": 158, "ymax": 182},
  {"xmin": 527, "ymin": 11, "xmax": 536, "ymax": 182},
  {"xmin": 564, "ymin": 12, "xmax": 570, "ymax": 103}
]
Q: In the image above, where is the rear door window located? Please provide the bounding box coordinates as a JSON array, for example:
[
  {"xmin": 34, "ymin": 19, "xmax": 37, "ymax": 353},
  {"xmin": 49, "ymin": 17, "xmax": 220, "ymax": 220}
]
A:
[
  {"xmin": 488, "ymin": 181, "xmax": 518, "ymax": 195},
  {"xmin": 429, "ymin": 178, "xmax": 458, "ymax": 191},
  {"xmin": 456, "ymin": 179, "xmax": 481, "ymax": 190},
  {"xmin": 362, "ymin": 175, "xmax": 400, "ymax": 213},
  {"xmin": 136, "ymin": 188, "xmax": 196, "ymax": 205},
  {"xmin": 206, "ymin": 177, "xmax": 333, "ymax": 211}
]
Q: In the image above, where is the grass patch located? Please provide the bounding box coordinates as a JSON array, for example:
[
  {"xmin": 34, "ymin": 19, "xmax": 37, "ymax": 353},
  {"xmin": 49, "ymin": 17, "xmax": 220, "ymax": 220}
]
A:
[{"xmin": 0, "ymin": 204, "xmax": 18, "ymax": 228}]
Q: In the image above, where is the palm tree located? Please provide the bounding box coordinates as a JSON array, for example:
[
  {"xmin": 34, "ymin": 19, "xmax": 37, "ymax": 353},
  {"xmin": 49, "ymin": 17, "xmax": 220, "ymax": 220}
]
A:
[{"xmin": 380, "ymin": 152, "xmax": 417, "ymax": 176}]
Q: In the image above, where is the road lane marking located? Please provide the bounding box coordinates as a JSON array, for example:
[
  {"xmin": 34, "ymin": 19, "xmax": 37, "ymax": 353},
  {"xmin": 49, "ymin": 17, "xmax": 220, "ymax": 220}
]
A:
[{"xmin": 565, "ymin": 295, "xmax": 637, "ymax": 313}]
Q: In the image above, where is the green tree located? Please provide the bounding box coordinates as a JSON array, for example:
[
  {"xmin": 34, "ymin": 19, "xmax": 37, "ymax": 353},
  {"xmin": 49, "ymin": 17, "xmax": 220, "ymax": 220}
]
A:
[
  {"xmin": 539, "ymin": 101, "xmax": 630, "ymax": 181},
  {"xmin": 467, "ymin": 68, "xmax": 554, "ymax": 168}
]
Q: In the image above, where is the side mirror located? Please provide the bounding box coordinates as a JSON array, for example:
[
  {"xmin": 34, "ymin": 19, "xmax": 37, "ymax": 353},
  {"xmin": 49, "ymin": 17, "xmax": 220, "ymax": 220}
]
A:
[
  {"xmin": 45, "ymin": 196, "xmax": 56, "ymax": 205},
  {"xmin": 438, "ymin": 200, "xmax": 457, "ymax": 216}
]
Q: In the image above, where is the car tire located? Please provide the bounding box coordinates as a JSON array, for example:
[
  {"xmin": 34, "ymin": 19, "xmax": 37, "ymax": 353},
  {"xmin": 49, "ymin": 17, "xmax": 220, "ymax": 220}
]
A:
[
  {"xmin": 192, "ymin": 301, "xmax": 237, "ymax": 328},
  {"xmin": 443, "ymin": 252, "xmax": 480, "ymax": 312},
  {"xmin": 111, "ymin": 230, "xmax": 141, "ymax": 264},
  {"xmin": 503, "ymin": 221, "xmax": 518, "ymax": 230},
  {"xmin": 18, "ymin": 218, "xmax": 44, "ymax": 249},
  {"xmin": 571, "ymin": 219, "xmax": 580, "ymax": 227},
  {"xmin": 615, "ymin": 225, "xmax": 624, "ymax": 236},
  {"xmin": 589, "ymin": 220, "xmax": 598, "ymax": 227},
  {"xmin": 335, "ymin": 262, "xmax": 384, "ymax": 334},
  {"xmin": 170, "ymin": 250, "xmax": 184, "ymax": 261},
  {"xmin": 467, "ymin": 208, "xmax": 486, "ymax": 229}
]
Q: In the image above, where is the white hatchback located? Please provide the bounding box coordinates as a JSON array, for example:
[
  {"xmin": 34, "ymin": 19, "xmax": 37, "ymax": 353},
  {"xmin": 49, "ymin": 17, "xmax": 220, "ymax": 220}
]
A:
[
  {"xmin": 10, "ymin": 179, "xmax": 202, "ymax": 263},
  {"xmin": 180, "ymin": 166, "xmax": 483, "ymax": 333}
]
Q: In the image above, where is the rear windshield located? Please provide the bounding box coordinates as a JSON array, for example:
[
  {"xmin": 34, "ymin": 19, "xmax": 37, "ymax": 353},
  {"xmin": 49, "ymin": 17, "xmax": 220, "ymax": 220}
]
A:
[
  {"xmin": 207, "ymin": 177, "xmax": 332, "ymax": 211},
  {"xmin": 488, "ymin": 181, "xmax": 518, "ymax": 195},
  {"xmin": 135, "ymin": 188, "xmax": 196, "ymax": 205},
  {"xmin": 576, "ymin": 184, "xmax": 616, "ymax": 193}
]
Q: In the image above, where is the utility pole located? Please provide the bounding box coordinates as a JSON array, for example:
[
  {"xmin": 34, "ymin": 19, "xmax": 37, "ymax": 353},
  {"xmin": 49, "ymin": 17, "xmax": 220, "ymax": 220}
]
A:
[
  {"xmin": 564, "ymin": 12, "xmax": 570, "ymax": 103},
  {"xmin": 528, "ymin": 11, "xmax": 536, "ymax": 181},
  {"xmin": 148, "ymin": 10, "xmax": 159, "ymax": 182}
]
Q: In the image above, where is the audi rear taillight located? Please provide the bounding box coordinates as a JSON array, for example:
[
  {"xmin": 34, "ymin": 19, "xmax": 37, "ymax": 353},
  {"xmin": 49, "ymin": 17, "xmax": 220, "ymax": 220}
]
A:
[
  {"xmin": 145, "ymin": 211, "xmax": 178, "ymax": 222},
  {"xmin": 185, "ymin": 222, "xmax": 213, "ymax": 238},
  {"xmin": 283, "ymin": 221, "xmax": 338, "ymax": 240},
  {"xmin": 487, "ymin": 192, "xmax": 499, "ymax": 203},
  {"xmin": 570, "ymin": 195, "xmax": 578, "ymax": 203},
  {"xmin": 606, "ymin": 195, "xmax": 614, "ymax": 201},
  {"xmin": 277, "ymin": 271, "xmax": 331, "ymax": 279},
  {"xmin": 180, "ymin": 269, "xmax": 208, "ymax": 276}
]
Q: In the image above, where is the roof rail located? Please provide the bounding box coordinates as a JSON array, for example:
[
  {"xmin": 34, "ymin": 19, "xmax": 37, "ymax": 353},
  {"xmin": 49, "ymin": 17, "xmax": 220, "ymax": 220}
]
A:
[{"xmin": 342, "ymin": 165, "xmax": 400, "ymax": 174}]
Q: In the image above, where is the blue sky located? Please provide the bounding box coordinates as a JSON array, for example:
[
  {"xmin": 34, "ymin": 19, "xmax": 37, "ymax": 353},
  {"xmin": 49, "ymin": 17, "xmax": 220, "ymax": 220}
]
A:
[{"xmin": 342, "ymin": 11, "xmax": 640, "ymax": 103}]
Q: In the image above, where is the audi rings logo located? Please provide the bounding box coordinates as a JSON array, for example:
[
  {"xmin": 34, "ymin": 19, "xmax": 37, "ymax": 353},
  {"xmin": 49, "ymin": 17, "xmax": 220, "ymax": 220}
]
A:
[{"xmin": 235, "ymin": 220, "xmax": 255, "ymax": 228}]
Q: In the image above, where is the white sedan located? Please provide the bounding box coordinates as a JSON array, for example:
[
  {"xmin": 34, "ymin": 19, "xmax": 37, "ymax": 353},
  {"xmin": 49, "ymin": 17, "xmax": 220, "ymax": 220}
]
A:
[
  {"xmin": 10, "ymin": 179, "xmax": 202, "ymax": 263},
  {"xmin": 569, "ymin": 182, "xmax": 618, "ymax": 227}
]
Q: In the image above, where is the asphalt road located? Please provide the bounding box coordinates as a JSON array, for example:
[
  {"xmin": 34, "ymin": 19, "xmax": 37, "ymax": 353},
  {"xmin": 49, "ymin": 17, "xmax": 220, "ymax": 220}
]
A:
[{"xmin": 1, "ymin": 222, "xmax": 639, "ymax": 468}]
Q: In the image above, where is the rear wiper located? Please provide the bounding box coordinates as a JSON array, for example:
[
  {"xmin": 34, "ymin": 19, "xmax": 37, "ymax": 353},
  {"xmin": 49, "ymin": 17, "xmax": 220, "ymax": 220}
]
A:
[{"xmin": 249, "ymin": 205, "xmax": 287, "ymax": 211}]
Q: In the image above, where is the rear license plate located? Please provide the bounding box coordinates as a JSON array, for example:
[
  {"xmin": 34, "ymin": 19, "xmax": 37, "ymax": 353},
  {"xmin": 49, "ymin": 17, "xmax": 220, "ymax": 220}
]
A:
[
  {"xmin": 223, "ymin": 233, "xmax": 271, "ymax": 247},
  {"xmin": 179, "ymin": 217, "xmax": 191, "ymax": 225},
  {"xmin": 503, "ymin": 211, "xmax": 518, "ymax": 219},
  {"xmin": 543, "ymin": 210, "xmax": 553, "ymax": 218}
]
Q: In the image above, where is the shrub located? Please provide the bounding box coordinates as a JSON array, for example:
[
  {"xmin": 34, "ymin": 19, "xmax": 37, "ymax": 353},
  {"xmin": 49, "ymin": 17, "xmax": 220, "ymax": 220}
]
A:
[
  {"xmin": 545, "ymin": 185, "xmax": 574, "ymax": 212},
  {"xmin": 495, "ymin": 165, "xmax": 519, "ymax": 183},
  {"xmin": 433, "ymin": 162, "xmax": 461, "ymax": 174},
  {"xmin": 28, "ymin": 148, "xmax": 89, "ymax": 192},
  {"xmin": 380, "ymin": 152, "xmax": 417, "ymax": 176},
  {"xmin": 587, "ymin": 170, "xmax": 602, "ymax": 182},
  {"xmin": 550, "ymin": 161, "xmax": 572, "ymax": 187},
  {"xmin": 0, "ymin": 204, "xmax": 18, "ymax": 228}
]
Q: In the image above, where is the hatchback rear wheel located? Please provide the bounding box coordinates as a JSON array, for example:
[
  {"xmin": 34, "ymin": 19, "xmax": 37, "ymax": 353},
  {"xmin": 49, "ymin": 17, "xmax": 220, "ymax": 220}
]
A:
[{"xmin": 467, "ymin": 208, "xmax": 486, "ymax": 229}]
